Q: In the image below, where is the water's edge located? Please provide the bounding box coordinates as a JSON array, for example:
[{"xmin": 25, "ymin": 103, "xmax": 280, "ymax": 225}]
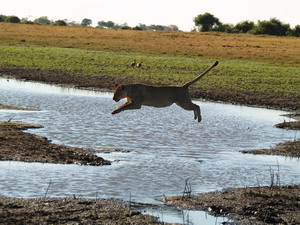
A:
[{"xmin": 1, "ymin": 77, "xmax": 299, "ymax": 224}]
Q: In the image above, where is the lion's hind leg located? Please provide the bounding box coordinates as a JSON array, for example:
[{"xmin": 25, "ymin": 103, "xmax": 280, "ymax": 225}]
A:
[{"xmin": 175, "ymin": 100, "xmax": 201, "ymax": 122}]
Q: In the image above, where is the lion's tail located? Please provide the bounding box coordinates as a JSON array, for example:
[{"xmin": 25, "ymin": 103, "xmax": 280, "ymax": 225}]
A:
[{"xmin": 183, "ymin": 61, "xmax": 219, "ymax": 87}]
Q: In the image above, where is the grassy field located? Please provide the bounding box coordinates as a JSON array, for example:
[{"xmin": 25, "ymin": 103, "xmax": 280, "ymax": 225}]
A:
[
  {"xmin": 0, "ymin": 44, "xmax": 299, "ymax": 94},
  {"xmin": 0, "ymin": 23, "xmax": 299, "ymax": 110},
  {"xmin": 1, "ymin": 23, "xmax": 300, "ymax": 64}
]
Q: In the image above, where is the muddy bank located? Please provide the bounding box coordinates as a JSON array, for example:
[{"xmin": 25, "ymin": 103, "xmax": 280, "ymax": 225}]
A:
[
  {"xmin": 1, "ymin": 68, "xmax": 300, "ymax": 111},
  {"xmin": 0, "ymin": 122, "xmax": 110, "ymax": 165},
  {"xmin": 0, "ymin": 104, "xmax": 36, "ymax": 111},
  {"xmin": 165, "ymin": 185, "xmax": 300, "ymax": 224},
  {"xmin": 275, "ymin": 121, "xmax": 300, "ymax": 130},
  {"xmin": 275, "ymin": 114, "xmax": 300, "ymax": 130},
  {"xmin": 242, "ymin": 115, "xmax": 300, "ymax": 157},
  {"xmin": 0, "ymin": 197, "xmax": 163, "ymax": 225},
  {"xmin": 241, "ymin": 141, "xmax": 300, "ymax": 157}
]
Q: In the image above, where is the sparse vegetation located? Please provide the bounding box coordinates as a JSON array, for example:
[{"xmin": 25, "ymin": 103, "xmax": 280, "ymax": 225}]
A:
[{"xmin": 165, "ymin": 185, "xmax": 300, "ymax": 224}]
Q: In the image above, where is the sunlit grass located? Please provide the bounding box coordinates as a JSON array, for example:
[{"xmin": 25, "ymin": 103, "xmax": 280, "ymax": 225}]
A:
[
  {"xmin": 1, "ymin": 45, "xmax": 299, "ymax": 96},
  {"xmin": 0, "ymin": 23, "xmax": 300, "ymax": 64}
]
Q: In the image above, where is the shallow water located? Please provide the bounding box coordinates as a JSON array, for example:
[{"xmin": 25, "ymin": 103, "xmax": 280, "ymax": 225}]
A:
[{"xmin": 0, "ymin": 78, "xmax": 299, "ymax": 224}]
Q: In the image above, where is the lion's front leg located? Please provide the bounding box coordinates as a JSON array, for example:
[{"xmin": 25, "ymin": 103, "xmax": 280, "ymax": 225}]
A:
[{"xmin": 112, "ymin": 101, "xmax": 142, "ymax": 115}]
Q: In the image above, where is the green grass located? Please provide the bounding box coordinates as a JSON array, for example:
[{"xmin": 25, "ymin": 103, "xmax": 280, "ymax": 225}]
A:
[{"xmin": 0, "ymin": 45, "xmax": 299, "ymax": 96}]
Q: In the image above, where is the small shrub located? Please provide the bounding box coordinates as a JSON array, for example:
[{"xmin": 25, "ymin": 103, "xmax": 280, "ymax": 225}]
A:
[
  {"xmin": 251, "ymin": 18, "xmax": 290, "ymax": 36},
  {"xmin": 53, "ymin": 20, "xmax": 67, "ymax": 26},
  {"xmin": 6, "ymin": 16, "xmax": 21, "ymax": 23}
]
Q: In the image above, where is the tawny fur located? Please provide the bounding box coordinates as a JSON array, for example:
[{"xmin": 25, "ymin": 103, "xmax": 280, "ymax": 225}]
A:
[{"xmin": 112, "ymin": 61, "xmax": 218, "ymax": 122}]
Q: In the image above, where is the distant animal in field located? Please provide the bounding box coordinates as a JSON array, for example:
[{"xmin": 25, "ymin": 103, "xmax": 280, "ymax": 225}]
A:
[
  {"xmin": 112, "ymin": 61, "xmax": 219, "ymax": 122},
  {"xmin": 137, "ymin": 61, "xmax": 142, "ymax": 68},
  {"xmin": 130, "ymin": 60, "xmax": 136, "ymax": 67}
]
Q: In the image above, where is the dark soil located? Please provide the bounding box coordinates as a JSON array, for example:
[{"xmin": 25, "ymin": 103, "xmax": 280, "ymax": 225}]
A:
[
  {"xmin": 0, "ymin": 197, "xmax": 163, "ymax": 225},
  {"xmin": 241, "ymin": 141, "xmax": 300, "ymax": 157},
  {"xmin": 275, "ymin": 121, "xmax": 300, "ymax": 130},
  {"xmin": 0, "ymin": 122, "xmax": 110, "ymax": 166},
  {"xmin": 192, "ymin": 87, "xmax": 300, "ymax": 111},
  {"xmin": 242, "ymin": 114, "xmax": 300, "ymax": 157},
  {"xmin": 1, "ymin": 68, "xmax": 300, "ymax": 111},
  {"xmin": 0, "ymin": 104, "xmax": 36, "ymax": 111},
  {"xmin": 164, "ymin": 185, "xmax": 300, "ymax": 224}
]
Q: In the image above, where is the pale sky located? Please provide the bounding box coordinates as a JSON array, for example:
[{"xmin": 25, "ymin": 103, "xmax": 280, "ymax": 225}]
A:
[{"xmin": 1, "ymin": 0, "xmax": 299, "ymax": 31}]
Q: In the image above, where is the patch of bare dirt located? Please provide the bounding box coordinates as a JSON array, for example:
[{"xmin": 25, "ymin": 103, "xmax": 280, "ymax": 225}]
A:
[
  {"xmin": 0, "ymin": 122, "xmax": 110, "ymax": 165},
  {"xmin": 282, "ymin": 113, "xmax": 300, "ymax": 120},
  {"xmin": 275, "ymin": 114, "xmax": 300, "ymax": 130},
  {"xmin": 164, "ymin": 185, "xmax": 300, "ymax": 224},
  {"xmin": 0, "ymin": 104, "xmax": 37, "ymax": 111},
  {"xmin": 241, "ymin": 141, "xmax": 300, "ymax": 157},
  {"xmin": 275, "ymin": 121, "xmax": 300, "ymax": 130},
  {"xmin": 192, "ymin": 87, "xmax": 300, "ymax": 111},
  {"xmin": 0, "ymin": 197, "xmax": 163, "ymax": 225}
]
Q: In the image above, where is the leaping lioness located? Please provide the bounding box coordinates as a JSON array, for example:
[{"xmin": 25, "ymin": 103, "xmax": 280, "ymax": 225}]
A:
[{"xmin": 112, "ymin": 61, "xmax": 219, "ymax": 122}]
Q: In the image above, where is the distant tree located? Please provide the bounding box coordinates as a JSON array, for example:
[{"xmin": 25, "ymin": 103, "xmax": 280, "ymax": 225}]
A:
[
  {"xmin": 251, "ymin": 18, "xmax": 290, "ymax": 36},
  {"xmin": 121, "ymin": 25, "xmax": 132, "ymax": 30},
  {"xmin": 0, "ymin": 14, "xmax": 7, "ymax": 22},
  {"xmin": 106, "ymin": 21, "xmax": 116, "ymax": 29},
  {"xmin": 164, "ymin": 25, "xmax": 179, "ymax": 31},
  {"xmin": 34, "ymin": 16, "xmax": 51, "ymax": 25},
  {"xmin": 294, "ymin": 25, "xmax": 300, "ymax": 37},
  {"xmin": 215, "ymin": 23, "xmax": 235, "ymax": 33},
  {"xmin": 289, "ymin": 25, "xmax": 300, "ymax": 37},
  {"xmin": 81, "ymin": 18, "xmax": 92, "ymax": 27},
  {"xmin": 137, "ymin": 23, "xmax": 147, "ymax": 30},
  {"xmin": 118, "ymin": 22, "xmax": 130, "ymax": 30},
  {"xmin": 97, "ymin": 20, "xmax": 106, "ymax": 28},
  {"xmin": 67, "ymin": 21, "xmax": 80, "ymax": 26},
  {"xmin": 97, "ymin": 20, "xmax": 117, "ymax": 29},
  {"xmin": 21, "ymin": 17, "xmax": 34, "ymax": 24},
  {"xmin": 53, "ymin": 20, "xmax": 67, "ymax": 26},
  {"xmin": 193, "ymin": 13, "xmax": 221, "ymax": 32},
  {"xmin": 148, "ymin": 24, "xmax": 165, "ymax": 31},
  {"xmin": 6, "ymin": 16, "xmax": 21, "ymax": 23},
  {"xmin": 235, "ymin": 20, "xmax": 255, "ymax": 33},
  {"xmin": 132, "ymin": 25, "xmax": 143, "ymax": 30}
]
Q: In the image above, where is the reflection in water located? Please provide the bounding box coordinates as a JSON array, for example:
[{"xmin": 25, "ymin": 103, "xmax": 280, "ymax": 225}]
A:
[{"xmin": 0, "ymin": 78, "xmax": 299, "ymax": 224}]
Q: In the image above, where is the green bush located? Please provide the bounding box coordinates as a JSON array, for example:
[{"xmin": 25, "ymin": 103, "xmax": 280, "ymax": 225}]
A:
[
  {"xmin": 53, "ymin": 20, "xmax": 67, "ymax": 26},
  {"xmin": 251, "ymin": 18, "xmax": 290, "ymax": 36},
  {"xmin": 0, "ymin": 14, "xmax": 7, "ymax": 22},
  {"xmin": 289, "ymin": 25, "xmax": 300, "ymax": 37},
  {"xmin": 6, "ymin": 16, "xmax": 21, "ymax": 23},
  {"xmin": 235, "ymin": 21, "xmax": 255, "ymax": 33}
]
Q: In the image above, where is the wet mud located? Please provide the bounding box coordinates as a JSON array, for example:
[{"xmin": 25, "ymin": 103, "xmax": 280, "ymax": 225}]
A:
[
  {"xmin": 164, "ymin": 185, "xmax": 300, "ymax": 224},
  {"xmin": 275, "ymin": 121, "xmax": 300, "ymax": 130},
  {"xmin": 0, "ymin": 197, "xmax": 163, "ymax": 225},
  {"xmin": 0, "ymin": 104, "xmax": 36, "ymax": 111},
  {"xmin": 242, "ymin": 115, "xmax": 300, "ymax": 157},
  {"xmin": 0, "ymin": 122, "xmax": 110, "ymax": 166},
  {"xmin": 241, "ymin": 141, "xmax": 300, "ymax": 157}
]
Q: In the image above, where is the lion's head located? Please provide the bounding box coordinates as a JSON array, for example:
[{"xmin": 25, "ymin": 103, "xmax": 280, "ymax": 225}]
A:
[{"xmin": 113, "ymin": 85, "xmax": 127, "ymax": 102}]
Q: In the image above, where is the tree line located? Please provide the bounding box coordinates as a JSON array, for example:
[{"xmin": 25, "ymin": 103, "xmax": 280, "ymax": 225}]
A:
[
  {"xmin": 1, "ymin": 13, "xmax": 299, "ymax": 37},
  {"xmin": 193, "ymin": 12, "xmax": 300, "ymax": 37},
  {"xmin": 0, "ymin": 15, "xmax": 178, "ymax": 31}
]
